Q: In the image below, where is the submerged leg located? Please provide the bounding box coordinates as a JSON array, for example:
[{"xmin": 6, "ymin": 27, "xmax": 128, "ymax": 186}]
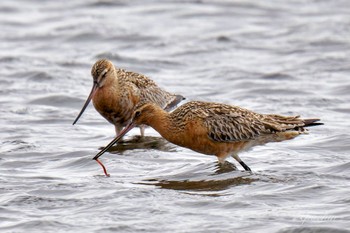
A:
[
  {"xmin": 217, "ymin": 156, "xmax": 226, "ymax": 165},
  {"xmin": 216, "ymin": 153, "xmax": 229, "ymax": 165},
  {"xmin": 232, "ymin": 154, "xmax": 251, "ymax": 171}
]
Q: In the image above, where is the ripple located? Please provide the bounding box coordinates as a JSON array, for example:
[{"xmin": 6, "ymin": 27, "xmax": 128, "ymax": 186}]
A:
[
  {"xmin": 0, "ymin": 220, "xmax": 75, "ymax": 232},
  {"xmin": 27, "ymin": 71, "xmax": 53, "ymax": 82},
  {"xmin": 87, "ymin": 0, "xmax": 127, "ymax": 7},
  {"xmin": 0, "ymin": 56, "xmax": 20, "ymax": 63},
  {"xmin": 66, "ymin": 32, "xmax": 104, "ymax": 42},
  {"xmin": 0, "ymin": 0, "xmax": 350, "ymax": 232},
  {"xmin": 276, "ymin": 226, "xmax": 350, "ymax": 233},
  {"xmin": 0, "ymin": 140, "xmax": 36, "ymax": 153},
  {"xmin": 29, "ymin": 94, "xmax": 82, "ymax": 108},
  {"xmin": 261, "ymin": 73, "xmax": 296, "ymax": 81}
]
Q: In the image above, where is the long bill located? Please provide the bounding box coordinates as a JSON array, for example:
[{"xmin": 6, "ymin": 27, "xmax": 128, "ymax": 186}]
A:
[
  {"xmin": 92, "ymin": 122, "xmax": 136, "ymax": 160},
  {"xmin": 72, "ymin": 82, "xmax": 99, "ymax": 125}
]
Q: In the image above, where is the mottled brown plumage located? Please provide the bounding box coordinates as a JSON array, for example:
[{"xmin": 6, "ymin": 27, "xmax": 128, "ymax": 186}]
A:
[
  {"xmin": 93, "ymin": 101, "xmax": 322, "ymax": 172},
  {"xmin": 73, "ymin": 59, "xmax": 184, "ymax": 136}
]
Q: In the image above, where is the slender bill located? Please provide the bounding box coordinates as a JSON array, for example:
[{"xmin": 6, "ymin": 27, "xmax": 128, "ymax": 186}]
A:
[
  {"xmin": 72, "ymin": 82, "xmax": 99, "ymax": 125},
  {"xmin": 92, "ymin": 122, "xmax": 136, "ymax": 160}
]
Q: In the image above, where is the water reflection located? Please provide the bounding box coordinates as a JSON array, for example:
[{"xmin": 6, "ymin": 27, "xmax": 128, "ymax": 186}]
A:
[
  {"xmin": 98, "ymin": 137, "xmax": 258, "ymax": 191},
  {"xmin": 212, "ymin": 161, "xmax": 238, "ymax": 174},
  {"xmin": 139, "ymin": 161, "xmax": 256, "ymax": 191},
  {"xmin": 98, "ymin": 135, "xmax": 177, "ymax": 153},
  {"xmin": 142, "ymin": 176, "xmax": 256, "ymax": 191}
]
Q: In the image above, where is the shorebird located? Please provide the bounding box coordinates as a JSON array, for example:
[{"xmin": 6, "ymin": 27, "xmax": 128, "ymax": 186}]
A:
[
  {"xmin": 93, "ymin": 101, "xmax": 322, "ymax": 175},
  {"xmin": 72, "ymin": 59, "xmax": 184, "ymax": 136}
]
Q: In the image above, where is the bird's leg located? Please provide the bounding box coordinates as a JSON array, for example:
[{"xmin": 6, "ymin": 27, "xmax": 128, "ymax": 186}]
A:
[
  {"xmin": 114, "ymin": 125, "xmax": 127, "ymax": 143},
  {"xmin": 139, "ymin": 125, "xmax": 145, "ymax": 137},
  {"xmin": 232, "ymin": 154, "xmax": 251, "ymax": 171},
  {"xmin": 115, "ymin": 125, "xmax": 123, "ymax": 136}
]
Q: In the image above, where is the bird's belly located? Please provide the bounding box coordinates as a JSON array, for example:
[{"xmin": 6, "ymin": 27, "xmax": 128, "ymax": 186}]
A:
[
  {"xmin": 167, "ymin": 132, "xmax": 238, "ymax": 156},
  {"xmin": 169, "ymin": 131, "xmax": 277, "ymax": 157},
  {"xmin": 103, "ymin": 111, "xmax": 133, "ymax": 126},
  {"xmin": 189, "ymin": 140, "xmax": 248, "ymax": 156},
  {"xmin": 93, "ymin": 101, "xmax": 134, "ymax": 127}
]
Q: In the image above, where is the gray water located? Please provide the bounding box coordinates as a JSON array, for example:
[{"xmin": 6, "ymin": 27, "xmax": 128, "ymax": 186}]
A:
[{"xmin": 0, "ymin": 0, "xmax": 349, "ymax": 232}]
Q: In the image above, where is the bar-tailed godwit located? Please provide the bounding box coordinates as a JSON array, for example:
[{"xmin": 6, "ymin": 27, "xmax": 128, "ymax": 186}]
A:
[
  {"xmin": 93, "ymin": 101, "xmax": 322, "ymax": 175},
  {"xmin": 73, "ymin": 59, "xmax": 184, "ymax": 136}
]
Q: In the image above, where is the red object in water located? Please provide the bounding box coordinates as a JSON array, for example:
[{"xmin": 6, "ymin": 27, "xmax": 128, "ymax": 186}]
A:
[{"xmin": 95, "ymin": 159, "xmax": 110, "ymax": 177}]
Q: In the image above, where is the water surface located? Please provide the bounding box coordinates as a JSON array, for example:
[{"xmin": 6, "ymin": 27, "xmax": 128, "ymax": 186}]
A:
[{"xmin": 0, "ymin": 0, "xmax": 349, "ymax": 232}]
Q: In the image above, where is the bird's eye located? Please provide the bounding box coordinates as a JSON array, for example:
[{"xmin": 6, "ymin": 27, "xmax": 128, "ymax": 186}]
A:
[
  {"xmin": 134, "ymin": 110, "xmax": 141, "ymax": 118},
  {"xmin": 102, "ymin": 71, "xmax": 107, "ymax": 78}
]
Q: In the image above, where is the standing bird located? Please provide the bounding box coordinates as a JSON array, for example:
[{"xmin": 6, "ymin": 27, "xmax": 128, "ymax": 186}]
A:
[
  {"xmin": 93, "ymin": 101, "xmax": 322, "ymax": 174},
  {"xmin": 72, "ymin": 59, "xmax": 184, "ymax": 136}
]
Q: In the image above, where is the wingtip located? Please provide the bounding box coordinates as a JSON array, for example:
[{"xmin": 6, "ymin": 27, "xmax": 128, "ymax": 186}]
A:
[
  {"xmin": 164, "ymin": 94, "xmax": 186, "ymax": 111},
  {"xmin": 176, "ymin": 94, "xmax": 186, "ymax": 100}
]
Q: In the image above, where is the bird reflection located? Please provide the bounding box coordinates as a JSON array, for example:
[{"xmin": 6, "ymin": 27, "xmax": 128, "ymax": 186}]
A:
[
  {"xmin": 138, "ymin": 161, "xmax": 257, "ymax": 192},
  {"xmin": 98, "ymin": 135, "xmax": 177, "ymax": 153},
  {"xmin": 141, "ymin": 176, "xmax": 256, "ymax": 192},
  {"xmin": 213, "ymin": 161, "xmax": 238, "ymax": 175},
  {"xmin": 97, "ymin": 136, "xmax": 258, "ymax": 191}
]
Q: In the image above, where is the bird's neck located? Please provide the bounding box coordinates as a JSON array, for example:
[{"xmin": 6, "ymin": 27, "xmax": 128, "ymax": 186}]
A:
[
  {"xmin": 93, "ymin": 71, "xmax": 121, "ymax": 109},
  {"xmin": 105, "ymin": 70, "xmax": 120, "ymax": 89},
  {"xmin": 145, "ymin": 109, "xmax": 177, "ymax": 139}
]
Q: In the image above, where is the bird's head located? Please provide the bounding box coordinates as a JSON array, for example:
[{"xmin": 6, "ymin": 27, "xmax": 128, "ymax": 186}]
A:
[
  {"xmin": 72, "ymin": 59, "xmax": 115, "ymax": 125},
  {"xmin": 91, "ymin": 59, "xmax": 115, "ymax": 88}
]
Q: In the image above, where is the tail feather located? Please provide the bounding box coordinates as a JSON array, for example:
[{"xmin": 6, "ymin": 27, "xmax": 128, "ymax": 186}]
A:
[{"xmin": 303, "ymin": 118, "xmax": 323, "ymax": 127}]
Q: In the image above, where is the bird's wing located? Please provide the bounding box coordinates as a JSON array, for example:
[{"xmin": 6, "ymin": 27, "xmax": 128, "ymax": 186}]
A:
[
  {"xmin": 200, "ymin": 103, "xmax": 281, "ymax": 142},
  {"xmin": 204, "ymin": 111, "xmax": 306, "ymax": 142},
  {"xmin": 204, "ymin": 114, "xmax": 269, "ymax": 142},
  {"xmin": 125, "ymin": 71, "xmax": 182, "ymax": 110}
]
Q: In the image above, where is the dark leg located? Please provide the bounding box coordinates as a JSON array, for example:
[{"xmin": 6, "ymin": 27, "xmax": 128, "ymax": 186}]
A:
[
  {"xmin": 232, "ymin": 154, "xmax": 252, "ymax": 172},
  {"xmin": 239, "ymin": 161, "xmax": 251, "ymax": 171}
]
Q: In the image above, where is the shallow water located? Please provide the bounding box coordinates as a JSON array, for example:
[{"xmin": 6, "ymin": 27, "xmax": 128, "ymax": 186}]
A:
[{"xmin": 1, "ymin": 0, "xmax": 350, "ymax": 232}]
